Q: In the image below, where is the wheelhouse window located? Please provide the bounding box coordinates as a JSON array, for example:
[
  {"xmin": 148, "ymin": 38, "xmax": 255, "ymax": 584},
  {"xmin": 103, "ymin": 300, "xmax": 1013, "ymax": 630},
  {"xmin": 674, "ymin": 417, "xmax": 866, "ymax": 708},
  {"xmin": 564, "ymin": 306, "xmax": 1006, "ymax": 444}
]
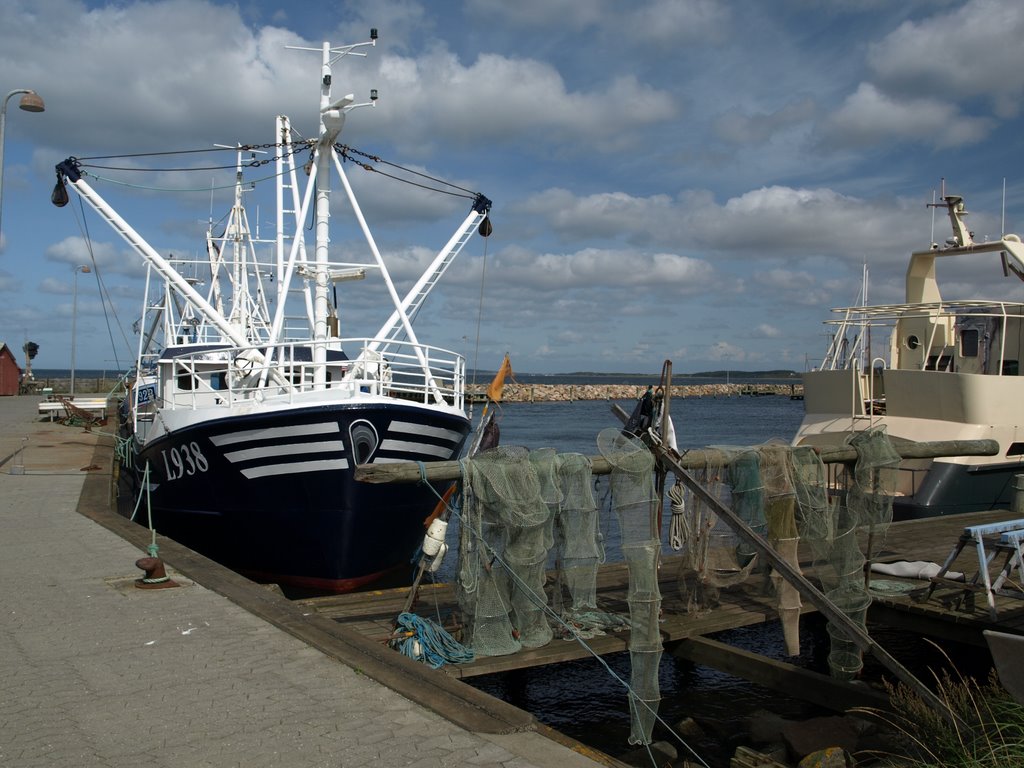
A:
[
  {"xmin": 176, "ymin": 366, "xmax": 198, "ymax": 391},
  {"xmin": 960, "ymin": 329, "xmax": 979, "ymax": 357}
]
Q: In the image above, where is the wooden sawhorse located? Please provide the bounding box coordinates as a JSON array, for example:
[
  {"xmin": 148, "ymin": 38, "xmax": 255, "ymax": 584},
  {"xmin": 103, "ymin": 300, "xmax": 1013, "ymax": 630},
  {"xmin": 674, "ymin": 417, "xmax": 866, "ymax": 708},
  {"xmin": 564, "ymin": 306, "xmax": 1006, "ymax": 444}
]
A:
[{"xmin": 926, "ymin": 519, "xmax": 1024, "ymax": 620}]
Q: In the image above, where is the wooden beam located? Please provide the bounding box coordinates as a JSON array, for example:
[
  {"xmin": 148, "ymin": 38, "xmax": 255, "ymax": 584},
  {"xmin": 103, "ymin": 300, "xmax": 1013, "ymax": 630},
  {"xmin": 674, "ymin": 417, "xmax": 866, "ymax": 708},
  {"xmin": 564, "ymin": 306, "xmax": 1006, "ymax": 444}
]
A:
[
  {"xmin": 354, "ymin": 439, "xmax": 998, "ymax": 485},
  {"xmin": 668, "ymin": 636, "xmax": 891, "ymax": 713}
]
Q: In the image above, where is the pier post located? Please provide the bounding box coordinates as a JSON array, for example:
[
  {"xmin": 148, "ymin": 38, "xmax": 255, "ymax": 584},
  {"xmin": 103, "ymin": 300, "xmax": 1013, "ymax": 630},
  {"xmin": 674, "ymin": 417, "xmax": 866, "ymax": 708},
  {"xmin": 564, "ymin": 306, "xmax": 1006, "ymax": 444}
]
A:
[{"xmin": 1014, "ymin": 474, "xmax": 1024, "ymax": 516}]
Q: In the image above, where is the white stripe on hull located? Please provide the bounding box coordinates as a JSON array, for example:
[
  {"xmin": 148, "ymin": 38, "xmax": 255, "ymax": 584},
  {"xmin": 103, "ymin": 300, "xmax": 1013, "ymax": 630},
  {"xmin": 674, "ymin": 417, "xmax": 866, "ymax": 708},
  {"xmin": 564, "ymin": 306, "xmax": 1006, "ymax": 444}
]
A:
[{"xmin": 241, "ymin": 458, "xmax": 349, "ymax": 479}]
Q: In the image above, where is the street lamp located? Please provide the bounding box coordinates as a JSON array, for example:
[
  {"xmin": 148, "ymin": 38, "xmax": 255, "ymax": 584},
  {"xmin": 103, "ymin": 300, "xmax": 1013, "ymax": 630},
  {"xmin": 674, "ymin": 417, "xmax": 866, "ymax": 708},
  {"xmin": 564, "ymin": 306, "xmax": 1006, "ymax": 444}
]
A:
[
  {"xmin": 71, "ymin": 264, "xmax": 90, "ymax": 396},
  {"xmin": 0, "ymin": 89, "xmax": 45, "ymax": 243}
]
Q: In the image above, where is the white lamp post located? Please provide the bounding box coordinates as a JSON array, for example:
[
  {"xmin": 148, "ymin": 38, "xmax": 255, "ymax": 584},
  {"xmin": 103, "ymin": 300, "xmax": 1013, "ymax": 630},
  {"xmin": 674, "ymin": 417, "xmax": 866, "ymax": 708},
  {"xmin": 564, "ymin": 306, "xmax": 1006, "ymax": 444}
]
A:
[
  {"xmin": 0, "ymin": 89, "xmax": 45, "ymax": 243},
  {"xmin": 71, "ymin": 264, "xmax": 90, "ymax": 396}
]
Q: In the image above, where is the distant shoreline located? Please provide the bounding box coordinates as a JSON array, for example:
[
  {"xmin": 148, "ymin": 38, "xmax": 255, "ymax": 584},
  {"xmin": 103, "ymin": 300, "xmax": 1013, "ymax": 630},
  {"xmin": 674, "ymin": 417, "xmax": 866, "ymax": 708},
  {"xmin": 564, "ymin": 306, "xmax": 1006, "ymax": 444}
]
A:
[{"xmin": 18, "ymin": 378, "xmax": 805, "ymax": 402}]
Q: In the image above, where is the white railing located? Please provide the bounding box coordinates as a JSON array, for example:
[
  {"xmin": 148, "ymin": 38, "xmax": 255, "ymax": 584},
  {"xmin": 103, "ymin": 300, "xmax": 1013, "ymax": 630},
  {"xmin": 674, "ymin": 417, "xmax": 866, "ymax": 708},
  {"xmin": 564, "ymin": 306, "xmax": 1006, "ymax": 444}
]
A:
[{"xmin": 137, "ymin": 337, "xmax": 464, "ymax": 430}]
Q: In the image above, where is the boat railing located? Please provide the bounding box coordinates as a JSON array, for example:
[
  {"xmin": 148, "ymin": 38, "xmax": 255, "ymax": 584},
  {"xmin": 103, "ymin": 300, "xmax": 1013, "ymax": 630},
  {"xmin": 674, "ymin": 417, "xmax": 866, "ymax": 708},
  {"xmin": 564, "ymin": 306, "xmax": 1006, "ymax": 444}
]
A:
[
  {"xmin": 152, "ymin": 337, "xmax": 464, "ymax": 416},
  {"xmin": 822, "ymin": 300, "xmax": 1024, "ymax": 375}
]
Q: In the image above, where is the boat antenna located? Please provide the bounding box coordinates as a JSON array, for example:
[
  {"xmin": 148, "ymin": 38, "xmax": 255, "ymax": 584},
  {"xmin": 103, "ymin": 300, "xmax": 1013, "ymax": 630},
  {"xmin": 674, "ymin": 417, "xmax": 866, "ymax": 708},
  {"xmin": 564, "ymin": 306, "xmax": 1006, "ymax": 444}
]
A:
[
  {"xmin": 929, "ymin": 186, "xmax": 937, "ymax": 246},
  {"xmin": 1002, "ymin": 177, "xmax": 1007, "ymax": 236}
]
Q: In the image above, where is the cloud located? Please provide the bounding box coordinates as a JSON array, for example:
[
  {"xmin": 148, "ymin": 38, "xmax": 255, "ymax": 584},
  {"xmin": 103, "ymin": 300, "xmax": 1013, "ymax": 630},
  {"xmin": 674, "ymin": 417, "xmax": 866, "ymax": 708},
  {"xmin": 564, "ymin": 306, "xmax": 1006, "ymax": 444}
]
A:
[
  {"xmin": 0, "ymin": 269, "xmax": 20, "ymax": 292},
  {"xmin": 381, "ymin": 51, "xmax": 678, "ymax": 152},
  {"xmin": 822, "ymin": 83, "xmax": 994, "ymax": 149},
  {"xmin": 867, "ymin": 0, "xmax": 1024, "ymax": 118},
  {"xmin": 713, "ymin": 98, "xmax": 816, "ymax": 145},
  {"xmin": 754, "ymin": 324, "xmax": 782, "ymax": 338},
  {"xmin": 465, "ymin": 0, "xmax": 730, "ymax": 43},
  {"xmin": 493, "ymin": 245, "xmax": 716, "ymax": 293}
]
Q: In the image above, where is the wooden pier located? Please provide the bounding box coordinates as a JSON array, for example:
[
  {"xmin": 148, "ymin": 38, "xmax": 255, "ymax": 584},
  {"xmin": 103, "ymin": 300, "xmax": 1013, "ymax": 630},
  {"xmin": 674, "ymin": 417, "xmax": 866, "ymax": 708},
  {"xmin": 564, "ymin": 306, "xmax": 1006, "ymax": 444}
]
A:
[
  {"xmin": 288, "ymin": 501, "xmax": 1024, "ymax": 726},
  {"xmin": 298, "ymin": 508, "xmax": 1024, "ymax": 684}
]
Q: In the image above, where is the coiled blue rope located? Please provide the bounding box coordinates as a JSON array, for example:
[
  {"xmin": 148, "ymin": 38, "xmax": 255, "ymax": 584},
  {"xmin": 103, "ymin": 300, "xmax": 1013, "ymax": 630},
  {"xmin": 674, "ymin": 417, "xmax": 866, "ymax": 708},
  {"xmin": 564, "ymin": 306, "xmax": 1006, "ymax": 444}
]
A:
[{"xmin": 390, "ymin": 612, "xmax": 474, "ymax": 669}]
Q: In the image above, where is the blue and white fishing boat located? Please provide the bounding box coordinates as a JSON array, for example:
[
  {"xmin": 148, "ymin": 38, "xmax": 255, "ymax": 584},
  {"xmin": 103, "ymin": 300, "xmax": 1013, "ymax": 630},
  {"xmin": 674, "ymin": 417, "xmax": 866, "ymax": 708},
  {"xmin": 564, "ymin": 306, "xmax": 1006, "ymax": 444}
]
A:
[{"xmin": 52, "ymin": 33, "xmax": 491, "ymax": 591}]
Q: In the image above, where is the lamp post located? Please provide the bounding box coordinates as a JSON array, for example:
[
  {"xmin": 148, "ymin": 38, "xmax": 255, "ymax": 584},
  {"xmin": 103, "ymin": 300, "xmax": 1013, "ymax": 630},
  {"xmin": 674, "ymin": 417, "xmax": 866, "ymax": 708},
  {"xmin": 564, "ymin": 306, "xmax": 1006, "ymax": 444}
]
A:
[
  {"xmin": 71, "ymin": 264, "xmax": 90, "ymax": 396},
  {"xmin": 0, "ymin": 89, "xmax": 45, "ymax": 243}
]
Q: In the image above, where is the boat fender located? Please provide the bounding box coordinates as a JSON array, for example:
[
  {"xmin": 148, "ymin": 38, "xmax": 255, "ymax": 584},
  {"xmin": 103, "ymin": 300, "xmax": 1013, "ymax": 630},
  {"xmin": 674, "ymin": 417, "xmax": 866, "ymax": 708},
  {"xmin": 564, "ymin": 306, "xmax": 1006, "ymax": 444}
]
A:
[
  {"xmin": 428, "ymin": 543, "xmax": 448, "ymax": 573},
  {"xmin": 422, "ymin": 518, "xmax": 448, "ymax": 557}
]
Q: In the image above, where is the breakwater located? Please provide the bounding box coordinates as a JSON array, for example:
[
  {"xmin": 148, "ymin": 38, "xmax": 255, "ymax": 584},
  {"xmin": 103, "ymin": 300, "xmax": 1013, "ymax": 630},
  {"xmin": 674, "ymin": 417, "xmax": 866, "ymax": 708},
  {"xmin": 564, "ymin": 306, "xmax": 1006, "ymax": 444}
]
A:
[
  {"xmin": 25, "ymin": 378, "xmax": 804, "ymax": 402},
  {"xmin": 473, "ymin": 382, "xmax": 803, "ymax": 402}
]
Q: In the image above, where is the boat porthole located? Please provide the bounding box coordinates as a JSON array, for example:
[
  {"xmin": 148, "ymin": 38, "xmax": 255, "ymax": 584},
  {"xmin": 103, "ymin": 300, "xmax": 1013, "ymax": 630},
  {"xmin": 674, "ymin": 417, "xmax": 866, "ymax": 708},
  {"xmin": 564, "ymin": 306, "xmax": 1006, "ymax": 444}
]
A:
[
  {"xmin": 348, "ymin": 421, "xmax": 379, "ymax": 464},
  {"xmin": 905, "ymin": 335, "xmax": 920, "ymax": 350}
]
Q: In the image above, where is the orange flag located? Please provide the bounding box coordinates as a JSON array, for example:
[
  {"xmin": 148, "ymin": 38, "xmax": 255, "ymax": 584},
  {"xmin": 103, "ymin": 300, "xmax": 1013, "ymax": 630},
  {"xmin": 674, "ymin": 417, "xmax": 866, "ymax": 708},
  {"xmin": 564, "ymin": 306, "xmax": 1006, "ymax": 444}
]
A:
[{"xmin": 486, "ymin": 354, "xmax": 513, "ymax": 402}]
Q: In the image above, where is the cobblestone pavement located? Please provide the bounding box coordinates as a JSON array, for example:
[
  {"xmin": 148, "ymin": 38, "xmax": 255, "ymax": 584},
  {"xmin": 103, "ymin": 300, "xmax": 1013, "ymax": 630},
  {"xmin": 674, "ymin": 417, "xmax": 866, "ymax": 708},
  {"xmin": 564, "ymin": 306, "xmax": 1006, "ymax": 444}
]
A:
[{"xmin": 0, "ymin": 396, "xmax": 608, "ymax": 768}]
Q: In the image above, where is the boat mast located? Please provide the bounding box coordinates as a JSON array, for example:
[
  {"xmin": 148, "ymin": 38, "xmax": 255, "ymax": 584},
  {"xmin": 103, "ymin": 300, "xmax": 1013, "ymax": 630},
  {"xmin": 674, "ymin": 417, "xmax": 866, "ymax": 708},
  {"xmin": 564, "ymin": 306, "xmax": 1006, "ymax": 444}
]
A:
[{"xmin": 313, "ymin": 42, "xmax": 344, "ymax": 388}]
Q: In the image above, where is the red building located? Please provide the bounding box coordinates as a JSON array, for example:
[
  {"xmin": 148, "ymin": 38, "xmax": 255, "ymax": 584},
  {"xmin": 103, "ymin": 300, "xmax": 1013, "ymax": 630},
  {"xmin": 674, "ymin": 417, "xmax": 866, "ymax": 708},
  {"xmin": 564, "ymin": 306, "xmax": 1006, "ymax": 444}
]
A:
[{"xmin": 0, "ymin": 343, "xmax": 23, "ymax": 396}]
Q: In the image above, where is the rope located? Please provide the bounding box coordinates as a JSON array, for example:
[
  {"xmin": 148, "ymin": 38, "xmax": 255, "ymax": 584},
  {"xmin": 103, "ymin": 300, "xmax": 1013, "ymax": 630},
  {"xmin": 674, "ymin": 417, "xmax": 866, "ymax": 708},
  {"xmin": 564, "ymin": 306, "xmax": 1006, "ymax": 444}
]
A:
[
  {"xmin": 669, "ymin": 480, "xmax": 687, "ymax": 550},
  {"xmin": 388, "ymin": 612, "xmax": 474, "ymax": 668}
]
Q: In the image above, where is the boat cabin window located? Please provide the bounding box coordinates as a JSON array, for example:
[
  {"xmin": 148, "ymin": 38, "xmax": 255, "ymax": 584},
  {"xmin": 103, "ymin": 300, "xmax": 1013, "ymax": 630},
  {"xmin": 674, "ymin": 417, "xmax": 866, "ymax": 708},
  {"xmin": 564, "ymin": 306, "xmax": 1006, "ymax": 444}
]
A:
[
  {"xmin": 905, "ymin": 335, "xmax": 920, "ymax": 350},
  {"xmin": 176, "ymin": 366, "xmax": 198, "ymax": 391},
  {"xmin": 1006, "ymin": 442, "xmax": 1024, "ymax": 457},
  {"xmin": 925, "ymin": 355, "xmax": 952, "ymax": 371},
  {"xmin": 1003, "ymin": 360, "xmax": 1019, "ymax": 376},
  {"xmin": 960, "ymin": 329, "xmax": 979, "ymax": 358},
  {"xmin": 211, "ymin": 372, "xmax": 227, "ymax": 391}
]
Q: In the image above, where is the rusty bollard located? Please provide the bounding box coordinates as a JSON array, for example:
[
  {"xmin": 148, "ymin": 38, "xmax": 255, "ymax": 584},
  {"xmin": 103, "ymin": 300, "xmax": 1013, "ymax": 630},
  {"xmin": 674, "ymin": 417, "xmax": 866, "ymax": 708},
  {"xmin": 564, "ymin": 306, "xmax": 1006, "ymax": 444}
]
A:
[{"xmin": 135, "ymin": 556, "xmax": 179, "ymax": 590}]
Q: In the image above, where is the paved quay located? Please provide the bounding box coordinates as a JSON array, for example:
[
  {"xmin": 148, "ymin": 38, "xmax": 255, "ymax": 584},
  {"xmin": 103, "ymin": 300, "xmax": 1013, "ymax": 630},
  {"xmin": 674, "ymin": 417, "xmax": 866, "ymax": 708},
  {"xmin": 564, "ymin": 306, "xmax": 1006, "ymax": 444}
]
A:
[{"xmin": 0, "ymin": 396, "xmax": 614, "ymax": 768}]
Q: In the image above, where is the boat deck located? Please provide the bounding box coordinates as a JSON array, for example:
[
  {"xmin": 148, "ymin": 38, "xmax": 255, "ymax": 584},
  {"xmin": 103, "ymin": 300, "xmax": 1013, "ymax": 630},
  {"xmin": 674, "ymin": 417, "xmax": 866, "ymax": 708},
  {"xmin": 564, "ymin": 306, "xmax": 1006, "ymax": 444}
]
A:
[{"xmin": 297, "ymin": 508, "xmax": 1024, "ymax": 678}]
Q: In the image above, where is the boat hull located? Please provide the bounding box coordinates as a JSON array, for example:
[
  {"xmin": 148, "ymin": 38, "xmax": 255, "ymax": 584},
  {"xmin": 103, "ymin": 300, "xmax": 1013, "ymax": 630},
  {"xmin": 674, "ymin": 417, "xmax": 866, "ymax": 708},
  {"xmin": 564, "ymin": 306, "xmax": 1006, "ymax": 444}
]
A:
[
  {"xmin": 794, "ymin": 368, "xmax": 1024, "ymax": 520},
  {"xmin": 126, "ymin": 400, "xmax": 470, "ymax": 592}
]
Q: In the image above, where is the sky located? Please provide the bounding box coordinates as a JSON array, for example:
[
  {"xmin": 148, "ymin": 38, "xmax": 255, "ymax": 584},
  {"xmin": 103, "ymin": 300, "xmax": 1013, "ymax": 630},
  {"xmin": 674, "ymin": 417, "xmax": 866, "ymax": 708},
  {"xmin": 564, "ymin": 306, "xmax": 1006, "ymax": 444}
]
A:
[{"xmin": 3, "ymin": 0, "xmax": 1024, "ymax": 376}]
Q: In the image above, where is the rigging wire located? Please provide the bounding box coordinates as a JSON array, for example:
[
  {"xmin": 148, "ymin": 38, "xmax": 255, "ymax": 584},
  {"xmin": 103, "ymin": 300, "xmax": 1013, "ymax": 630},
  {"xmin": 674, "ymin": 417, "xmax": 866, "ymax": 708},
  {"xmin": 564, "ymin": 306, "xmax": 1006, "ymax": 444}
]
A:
[
  {"xmin": 71, "ymin": 141, "xmax": 485, "ymax": 202},
  {"xmin": 69, "ymin": 193, "xmax": 134, "ymax": 371}
]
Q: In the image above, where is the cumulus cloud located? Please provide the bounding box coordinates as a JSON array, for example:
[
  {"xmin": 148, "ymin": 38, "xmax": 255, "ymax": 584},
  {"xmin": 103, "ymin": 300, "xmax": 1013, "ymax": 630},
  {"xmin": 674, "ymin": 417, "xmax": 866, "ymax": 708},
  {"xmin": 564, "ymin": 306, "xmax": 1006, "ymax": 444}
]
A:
[
  {"xmin": 822, "ymin": 83, "xmax": 994, "ymax": 149},
  {"xmin": 867, "ymin": 0, "xmax": 1024, "ymax": 118},
  {"xmin": 489, "ymin": 244, "xmax": 715, "ymax": 294},
  {"xmin": 45, "ymin": 237, "xmax": 146, "ymax": 279}
]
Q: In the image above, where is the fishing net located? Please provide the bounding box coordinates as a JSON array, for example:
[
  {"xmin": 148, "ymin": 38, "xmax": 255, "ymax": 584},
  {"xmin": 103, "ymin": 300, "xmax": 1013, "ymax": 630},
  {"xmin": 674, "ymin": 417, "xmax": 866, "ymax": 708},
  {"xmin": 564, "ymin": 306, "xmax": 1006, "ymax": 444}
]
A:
[
  {"xmin": 458, "ymin": 446, "xmax": 543, "ymax": 656},
  {"xmin": 668, "ymin": 454, "xmax": 756, "ymax": 613},
  {"xmin": 669, "ymin": 443, "xmax": 799, "ymax": 654},
  {"xmin": 596, "ymin": 428, "xmax": 662, "ymax": 746},
  {"xmin": 457, "ymin": 444, "xmax": 618, "ymax": 657},
  {"xmin": 552, "ymin": 454, "xmax": 598, "ymax": 618},
  {"xmin": 794, "ymin": 429, "xmax": 899, "ymax": 678}
]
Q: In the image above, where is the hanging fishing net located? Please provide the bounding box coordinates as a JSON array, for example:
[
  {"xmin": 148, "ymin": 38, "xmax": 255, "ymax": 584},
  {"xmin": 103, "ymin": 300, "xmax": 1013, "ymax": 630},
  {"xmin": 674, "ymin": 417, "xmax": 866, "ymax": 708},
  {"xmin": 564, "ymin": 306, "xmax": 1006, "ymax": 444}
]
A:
[
  {"xmin": 667, "ymin": 452, "xmax": 755, "ymax": 614},
  {"xmin": 596, "ymin": 428, "xmax": 662, "ymax": 746},
  {"xmin": 794, "ymin": 428, "xmax": 898, "ymax": 679},
  {"xmin": 456, "ymin": 443, "xmax": 618, "ymax": 656},
  {"xmin": 549, "ymin": 452, "xmax": 625, "ymax": 638},
  {"xmin": 458, "ymin": 445, "xmax": 544, "ymax": 656}
]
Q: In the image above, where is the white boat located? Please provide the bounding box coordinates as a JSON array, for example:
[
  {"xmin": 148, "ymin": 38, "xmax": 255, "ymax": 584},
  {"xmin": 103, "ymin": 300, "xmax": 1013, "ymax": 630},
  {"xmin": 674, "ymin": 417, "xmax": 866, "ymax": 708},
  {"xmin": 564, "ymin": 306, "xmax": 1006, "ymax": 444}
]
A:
[
  {"xmin": 51, "ymin": 33, "xmax": 492, "ymax": 591},
  {"xmin": 793, "ymin": 191, "xmax": 1024, "ymax": 518}
]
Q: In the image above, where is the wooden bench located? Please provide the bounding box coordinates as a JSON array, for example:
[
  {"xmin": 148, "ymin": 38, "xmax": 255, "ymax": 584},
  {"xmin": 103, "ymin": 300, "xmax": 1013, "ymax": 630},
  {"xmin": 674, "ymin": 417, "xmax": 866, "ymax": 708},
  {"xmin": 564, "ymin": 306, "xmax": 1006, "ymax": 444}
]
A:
[{"xmin": 38, "ymin": 397, "xmax": 109, "ymax": 422}]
